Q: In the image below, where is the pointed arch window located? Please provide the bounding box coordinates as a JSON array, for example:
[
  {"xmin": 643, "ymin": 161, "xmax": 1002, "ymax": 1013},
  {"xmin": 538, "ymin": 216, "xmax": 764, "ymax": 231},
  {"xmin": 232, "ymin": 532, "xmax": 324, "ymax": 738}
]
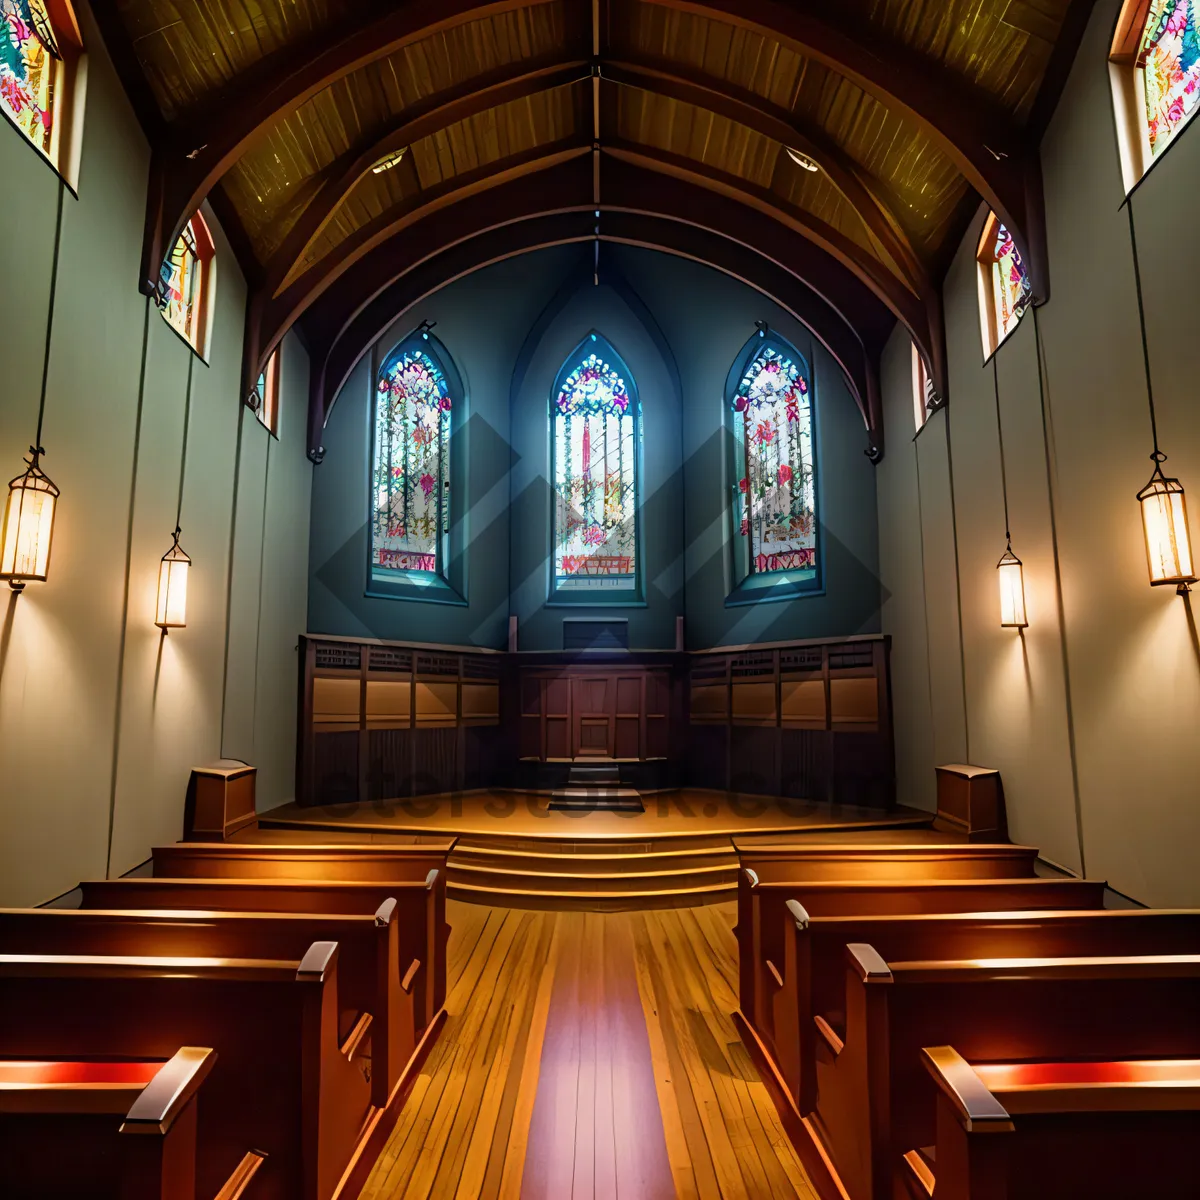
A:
[
  {"xmin": 0, "ymin": 0, "xmax": 84, "ymax": 174},
  {"xmin": 1112, "ymin": 0, "xmax": 1200, "ymax": 187},
  {"xmin": 551, "ymin": 333, "xmax": 640, "ymax": 597},
  {"xmin": 371, "ymin": 333, "xmax": 462, "ymax": 583},
  {"xmin": 157, "ymin": 212, "xmax": 215, "ymax": 354},
  {"xmin": 727, "ymin": 327, "xmax": 819, "ymax": 596},
  {"xmin": 977, "ymin": 215, "xmax": 1031, "ymax": 359}
]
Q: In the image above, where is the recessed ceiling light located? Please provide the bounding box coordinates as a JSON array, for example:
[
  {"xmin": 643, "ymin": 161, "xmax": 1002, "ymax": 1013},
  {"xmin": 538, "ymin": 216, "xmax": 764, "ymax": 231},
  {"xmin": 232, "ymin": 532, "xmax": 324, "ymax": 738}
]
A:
[
  {"xmin": 786, "ymin": 148, "xmax": 820, "ymax": 173},
  {"xmin": 372, "ymin": 148, "xmax": 408, "ymax": 174}
]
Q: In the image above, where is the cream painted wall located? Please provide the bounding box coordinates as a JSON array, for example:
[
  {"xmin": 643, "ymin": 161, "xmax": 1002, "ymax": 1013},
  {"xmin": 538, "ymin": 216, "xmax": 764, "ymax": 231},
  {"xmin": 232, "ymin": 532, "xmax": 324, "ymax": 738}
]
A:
[
  {"xmin": 0, "ymin": 5, "xmax": 312, "ymax": 903},
  {"xmin": 878, "ymin": 0, "xmax": 1200, "ymax": 902}
]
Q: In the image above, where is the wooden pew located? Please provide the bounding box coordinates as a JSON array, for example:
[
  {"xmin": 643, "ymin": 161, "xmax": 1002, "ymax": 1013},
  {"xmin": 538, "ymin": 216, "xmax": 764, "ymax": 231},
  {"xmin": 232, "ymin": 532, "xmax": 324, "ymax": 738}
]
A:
[
  {"xmin": 908, "ymin": 1046, "xmax": 1200, "ymax": 1200},
  {"xmin": 0, "ymin": 904, "xmax": 417, "ymax": 1111},
  {"xmin": 81, "ymin": 874, "xmax": 447, "ymax": 1038},
  {"xmin": 0, "ymin": 944, "xmax": 368, "ymax": 1200},
  {"xmin": 733, "ymin": 841, "xmax": 1040, "ymax": 883},
  {"xmin": 738, "ymin": 872, "xmax": 1107, "ymax": 1061},
  {"xmin": 150, "ymin": 841, "xmax": 454, "ymax": 1014},
  {"xmin": 0, "ymin": 1047, "xmax": 257, "ymax": 1200},
  {"xmin": 771, "ymin": 906, "xmax": 1200, "ymax": 1117},
  {"xmin": 802, "ymin": 948, "xmax": 1200, "ymax": 1200}
]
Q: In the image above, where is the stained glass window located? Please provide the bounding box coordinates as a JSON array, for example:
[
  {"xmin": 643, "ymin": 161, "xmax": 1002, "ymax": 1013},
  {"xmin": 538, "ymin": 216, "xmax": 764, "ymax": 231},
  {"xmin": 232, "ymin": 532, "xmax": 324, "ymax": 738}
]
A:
[
  {"xmin": 732, "ymin": 334, "xmax": 817, "ymax": 577},
  {"xmin": 977, "ymin": 216, "xmax": 1031, "ymax": 356},
  {"xmin": 372, "ymin": 342, "xmax": 453, "ymax": 577},
  {"xmin": 552, "ymin": 335, "xmax": 639, "ymax": 592},
  {"xmin": 251, "ymin": 350, "xmax": 280, "ymax": 435},
  {"xmin": 157, "ymin": 214, "xmax": 214, "ymax": 351},
  {"xmin": 0, "ymin": 0, "xmax": 66, "ymax": 158},
  {"xmin": 1140, "ymin": 0, "xmax": 1200, "ymax": 156}
]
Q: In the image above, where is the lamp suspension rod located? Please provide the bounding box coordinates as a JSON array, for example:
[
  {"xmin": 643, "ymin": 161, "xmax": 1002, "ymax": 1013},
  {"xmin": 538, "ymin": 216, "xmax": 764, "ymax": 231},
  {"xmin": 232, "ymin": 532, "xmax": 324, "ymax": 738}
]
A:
[
  {"xmin": 1126, "ymin": 196, "xmax": 1161, "ymax": 458},
  {"xmin": 34, "ymin": 178, "xmax": 67, "ymax": 451},
  {"xmin": 175, "ymin": 353, "xmax": 196, "ymax": 529},
  {"xmin": 992, "ymin": 355, "xmax": 1011, "ymax": 543}
]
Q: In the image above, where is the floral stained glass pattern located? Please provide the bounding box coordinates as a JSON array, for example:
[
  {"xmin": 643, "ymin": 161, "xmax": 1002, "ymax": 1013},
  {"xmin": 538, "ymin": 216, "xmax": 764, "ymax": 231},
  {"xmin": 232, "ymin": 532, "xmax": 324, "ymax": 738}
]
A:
[
  {"xmin": 372, "ymin": 348, "xmax": 451, "ymax": 576},
  {"xmin": 1141, "ymin": 0, "xmax": 1200, "ymax": 155},
  {"xmin": 987, "ymin": 222, "xmax": 1032, "ymax": 346},
  {"xmin": 0, "ymin": 0, "xmax": 58, "ymax": 156},
  {"xmin": 734, "ymin": 341, "xmax": 816, "ymax": 576},
  {"xmin": 553, "ymin": 339, "xmax": 638, "ymax": 590}
]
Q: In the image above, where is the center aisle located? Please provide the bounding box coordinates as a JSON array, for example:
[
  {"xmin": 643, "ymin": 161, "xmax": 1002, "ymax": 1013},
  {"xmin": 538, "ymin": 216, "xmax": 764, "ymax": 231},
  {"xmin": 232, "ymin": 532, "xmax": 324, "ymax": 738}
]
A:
[{"xmin": 361, "ymin": 901, "xmax": 817, "ymax": 1200}]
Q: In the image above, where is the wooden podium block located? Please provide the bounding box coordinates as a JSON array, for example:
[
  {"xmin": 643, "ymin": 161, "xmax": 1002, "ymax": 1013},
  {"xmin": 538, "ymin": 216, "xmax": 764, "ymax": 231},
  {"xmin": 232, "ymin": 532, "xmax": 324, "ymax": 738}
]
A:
[
  {"xmin": 934, "ymin": 763, "xmax": 1006, "ymax": 842},
  {"xmin": 184, "ymin": 761, "xmax": 258, "ymax": 842}
]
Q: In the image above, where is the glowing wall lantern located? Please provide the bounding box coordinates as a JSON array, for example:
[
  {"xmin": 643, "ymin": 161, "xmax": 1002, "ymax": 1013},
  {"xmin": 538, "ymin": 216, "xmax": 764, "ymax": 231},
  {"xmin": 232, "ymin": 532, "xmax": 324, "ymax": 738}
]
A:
[
  {"xmin": 1137, "ymin": 455, "xmax": 1195, "ymax": 591},
  {"xmin": 996, "ymin": 544, "xmax": 1028, "ymax": 628},
  {"xmin": 0, "ymin": 447, "xmax": 59, "ymax": 590},
  {"xmin": 155, "ymin": 527, "xmax": 191, "ymax": 630}
]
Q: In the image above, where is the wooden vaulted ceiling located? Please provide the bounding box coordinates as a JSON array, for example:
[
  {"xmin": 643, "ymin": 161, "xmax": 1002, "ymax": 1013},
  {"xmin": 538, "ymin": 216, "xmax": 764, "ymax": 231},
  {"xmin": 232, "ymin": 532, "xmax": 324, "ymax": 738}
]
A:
[{"xmin": 95, "ymin": 0, "xmax": 1093, "ymax": 459}]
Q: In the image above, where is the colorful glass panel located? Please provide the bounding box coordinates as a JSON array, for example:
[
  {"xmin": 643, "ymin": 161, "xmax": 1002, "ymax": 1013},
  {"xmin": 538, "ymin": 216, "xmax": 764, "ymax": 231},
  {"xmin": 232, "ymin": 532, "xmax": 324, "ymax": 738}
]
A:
[
  {"xmin": 988, "ymin": 222, "xmax": 1031, "ymax": 345},
  {"xmin": 0, "ymin": 0, "xmax": 57, "ymax": 156},
  {"xmin": 1141, "ymin": 0, "xmax": 1200, "ymax": 155},
  {"xmin": 372, "ymin": 347, "xmax": 451, "ymax": 576},
  {"xmin": 158, "ymin": 220, "xmax": 205, "ymax": 346},
  {"xmin": 734, "ymin": 341, "xmax": 816, "ymax": 576},
  {"xmin": 552, "ymin": 340, "xmax": 638, "ymax": 590}
]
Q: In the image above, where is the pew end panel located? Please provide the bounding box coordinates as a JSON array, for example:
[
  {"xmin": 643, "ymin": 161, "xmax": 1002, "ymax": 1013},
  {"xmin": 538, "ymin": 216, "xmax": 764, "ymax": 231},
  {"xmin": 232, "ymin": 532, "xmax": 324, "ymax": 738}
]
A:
[
  {"xmin": 912, "ymin": 1047, "xmax": 1200, "ymax": 1200},
  {"xmin": 0, "ymin": 1047, "xmax": 216, "ymax": 1200},
  {"xmin": 812, "ymin": 950, "xmax": 1200, "ymax": 1200}
]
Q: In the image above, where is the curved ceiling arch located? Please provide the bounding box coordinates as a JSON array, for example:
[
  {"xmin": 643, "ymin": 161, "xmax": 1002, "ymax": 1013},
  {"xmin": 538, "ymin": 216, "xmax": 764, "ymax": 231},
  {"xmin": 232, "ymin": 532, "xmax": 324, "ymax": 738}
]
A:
[
  {"xmin": 128, "ymin": 0, "xmax": 1066, "ymax": 303},
  {"xmin": 305, "ymin": 210, "xmax": 887, "ymax": 463}
]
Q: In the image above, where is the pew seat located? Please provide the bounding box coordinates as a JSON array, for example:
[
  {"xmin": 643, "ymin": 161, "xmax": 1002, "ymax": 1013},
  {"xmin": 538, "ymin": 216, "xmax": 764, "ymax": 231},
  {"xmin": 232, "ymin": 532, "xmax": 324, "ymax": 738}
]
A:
[
  {"xmin": 766, "ymin": 906, "xmax": 1200, "ymax": 1115},
  {"xmin": 0, "ymin": 903, "xmax": 422, "ymax": 1110},
  {"xmin": 905, "ymin": 1046, "xmax": 1200, "ymax": 1200},
  {"xmin": 148, "ymin": 842, "xmax": 453, "ymax": 1014},
  {"xmin": 809, "ymin": 947, "xmax": 1200, "ymax": 1200},
  {"xmin": 0, "ymin": 1047, "xmax": 257, "ymax": 1200},
  {"xmin": 79, "ymin": 874, "xmax": 447, "ymax": 1035},
  {"xmin": 738, "ymin": 874, "xmax": 1108, "ymax": 1060},
  {"xmin": 0, "ymin": 943, "xmax": 369, "ymax": 1200}
]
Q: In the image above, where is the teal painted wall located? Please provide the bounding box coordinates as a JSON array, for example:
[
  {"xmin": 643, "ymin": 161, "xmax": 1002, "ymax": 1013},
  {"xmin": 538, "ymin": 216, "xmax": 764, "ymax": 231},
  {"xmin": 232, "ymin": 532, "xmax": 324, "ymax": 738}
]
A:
[{"xmin": 308, "ymin": 244, "xmax": 882, "ymax": 651}]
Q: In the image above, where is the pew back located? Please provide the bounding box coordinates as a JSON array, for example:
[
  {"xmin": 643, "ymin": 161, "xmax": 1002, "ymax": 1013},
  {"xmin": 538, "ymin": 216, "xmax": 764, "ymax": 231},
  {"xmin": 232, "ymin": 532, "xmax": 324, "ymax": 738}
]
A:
[
  {"xmin": 152, "ymin": 841, "xmax": 455, "ymax": 883},
  {"xmin": 0, "ymin": 946, "xmax": 364, "ymax": 1200},
  {"xmin": 734, "ymin": 842, "xmax": 1039, "ymax": 884}
]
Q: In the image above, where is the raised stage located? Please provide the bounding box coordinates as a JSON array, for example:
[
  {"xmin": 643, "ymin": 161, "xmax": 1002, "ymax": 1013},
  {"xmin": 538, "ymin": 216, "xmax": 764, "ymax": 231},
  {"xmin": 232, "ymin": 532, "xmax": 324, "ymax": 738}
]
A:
[{"xmin": 253, "ymin": 790, "xmax": 937, "ymax": 909}]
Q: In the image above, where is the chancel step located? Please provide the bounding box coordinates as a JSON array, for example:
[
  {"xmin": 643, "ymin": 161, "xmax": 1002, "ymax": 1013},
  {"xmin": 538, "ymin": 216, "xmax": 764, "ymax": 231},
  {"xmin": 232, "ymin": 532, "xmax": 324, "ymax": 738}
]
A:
[{"xmin": 549, "ymin": 758, "xmax": 646, "ymax": 813}]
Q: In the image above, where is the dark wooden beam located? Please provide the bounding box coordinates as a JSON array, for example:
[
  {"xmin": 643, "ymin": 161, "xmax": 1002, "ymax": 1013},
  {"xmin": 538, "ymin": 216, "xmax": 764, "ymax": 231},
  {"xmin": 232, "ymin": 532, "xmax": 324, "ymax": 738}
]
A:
[
  {"xmin": 296, "ymin": 169, "xmax": 893, "ymax": 457},
  {"xmin": 602, "ymin": 141, "xmax": 935, "ymax": 377},
  {"xmin": 138, "ymin": 0, "xmax": 1049, "ymax": 305},
  {"xmin": 263, "ymin": 57, "xmax": 591, "ymax": 298},
  {"xmin": 244, "ymin": 142, "xmax": 593, "ymax": 402},
  {"xmin": 306, "ymin": 212, "xmax": 883, "ymax": 461},
  {"xmin": 601, "ymin": 58, "xmax": 928, "ymax": 289},
  {"xmin": 138, "ymin": 0, "xmax": 562, "ymax": 295},
  {"xmin": 648, "ymin": 0, "xmax": 1048, "ymax": 299}
]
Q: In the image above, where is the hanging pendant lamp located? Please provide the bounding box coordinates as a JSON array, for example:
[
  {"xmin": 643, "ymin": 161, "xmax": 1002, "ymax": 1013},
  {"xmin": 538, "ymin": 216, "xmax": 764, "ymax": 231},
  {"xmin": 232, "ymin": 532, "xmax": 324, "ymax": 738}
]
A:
[
  {"xmin": 156, "ymin": 357, "xmax": 197, "ymax": 630},
  {"xmin": 1127, "ymin": 199, "xmax": 1195, "ymax": 593},
  {"xmin": 991, "ymin": 357, "xmax": 1028, "ymax": 628},
  {"xmin": 2, "ymin": 180, "xmax": 66, "ymax": 592}
]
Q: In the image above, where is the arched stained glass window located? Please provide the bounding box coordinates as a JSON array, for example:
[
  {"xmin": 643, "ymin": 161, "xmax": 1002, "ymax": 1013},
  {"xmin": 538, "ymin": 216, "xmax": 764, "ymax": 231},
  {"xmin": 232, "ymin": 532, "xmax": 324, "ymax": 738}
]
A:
[
  {"xmin": 372, "ymin": 336, "xmax": 456, "ymax": 578},
  {"xmin": 157, "ymin": 212, "xmax": 215, "ymax": 353},
  {"xmin": 730, "ymin": 330, "xmax": 817, "ymax": 580},
  {"xmin": 551, "ymin": 333, "xmax": 640, "ymax": 594},
  {"xmin": 977, "ymin": 214, "xmax": 1031, "ymax": 358}
]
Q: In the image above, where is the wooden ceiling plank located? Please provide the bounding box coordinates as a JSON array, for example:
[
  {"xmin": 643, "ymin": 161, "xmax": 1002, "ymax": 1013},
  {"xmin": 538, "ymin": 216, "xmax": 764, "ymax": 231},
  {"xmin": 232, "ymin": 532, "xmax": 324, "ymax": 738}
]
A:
[{"xmin": 263, "ymin": 56, "xmax": 591, "ymax": 297}]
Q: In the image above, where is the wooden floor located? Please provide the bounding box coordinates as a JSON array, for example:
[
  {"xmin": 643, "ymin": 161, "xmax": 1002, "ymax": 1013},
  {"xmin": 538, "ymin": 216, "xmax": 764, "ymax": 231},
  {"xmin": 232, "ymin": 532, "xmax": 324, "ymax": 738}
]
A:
[{"xmin": 361, "ymin": 901, "xmax": 817, "ymax": 1200}]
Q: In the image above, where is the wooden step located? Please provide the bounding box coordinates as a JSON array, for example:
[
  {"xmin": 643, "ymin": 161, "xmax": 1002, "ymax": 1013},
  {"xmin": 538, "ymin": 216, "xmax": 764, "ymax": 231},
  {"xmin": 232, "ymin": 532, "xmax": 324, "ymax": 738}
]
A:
[
  {"xmin": 447, "ymin": 859, "xmax": 738, "ymax": 894},
  {"xmin": 451, "ymin": 843, "xmax": 736, "ymax": 873},
  {"xmin": 455, "ymin": 832, "xmax": 736, "ymax": 855},
  {"xmin": 447, "ymin": 878, "xmax": 737, "ymax": 912}
]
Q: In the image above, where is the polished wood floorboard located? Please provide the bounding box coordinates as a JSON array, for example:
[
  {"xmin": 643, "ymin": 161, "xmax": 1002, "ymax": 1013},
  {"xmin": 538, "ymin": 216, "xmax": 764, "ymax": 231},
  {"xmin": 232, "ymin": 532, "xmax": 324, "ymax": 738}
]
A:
[
  {"xmin": 261, "ymin": 791, "xmax": 930, "ymax": 843},
  {"xmin": 360, "ymin": 901, "xmax": 816, "ymax": 1199}
]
